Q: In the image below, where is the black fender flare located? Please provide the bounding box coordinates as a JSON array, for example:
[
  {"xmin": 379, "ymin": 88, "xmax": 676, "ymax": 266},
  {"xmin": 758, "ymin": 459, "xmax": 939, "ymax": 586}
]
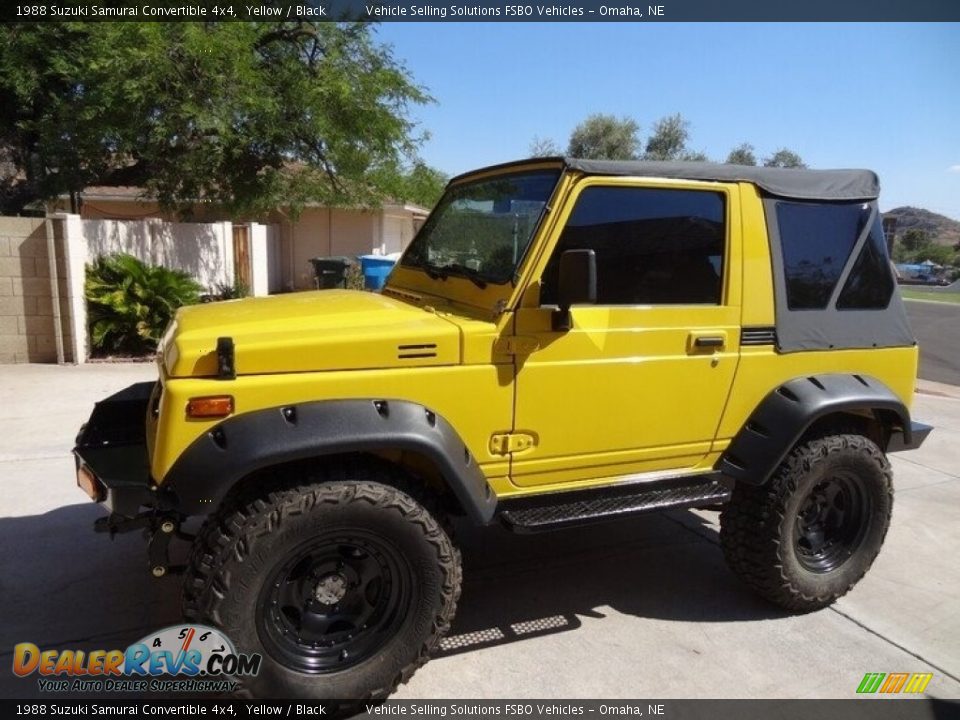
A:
[
  {"xmin": 162, "ymin": 399, "xmax": 497, "ymax": 523},
  {"xmin": 717, "ymin": 374, "xmax": 910, "ymax": 485}
]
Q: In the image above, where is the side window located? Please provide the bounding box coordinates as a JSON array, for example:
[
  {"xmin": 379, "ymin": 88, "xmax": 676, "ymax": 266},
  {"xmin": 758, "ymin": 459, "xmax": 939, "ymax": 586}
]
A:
[
  {"xmin": 540, "ymin": 186, "xmax": 726, "ymax": 306},
  {"xmin": 776, "ymin": 201, "xmax": 870, "ymax": 310},
  {"xmin": 836, "ymin": 215, "xmax": 895, "ymax": 309}
]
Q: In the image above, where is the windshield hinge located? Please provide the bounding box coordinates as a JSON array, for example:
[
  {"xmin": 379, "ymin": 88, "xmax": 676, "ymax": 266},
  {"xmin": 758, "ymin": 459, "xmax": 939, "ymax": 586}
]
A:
[
  {"xmin": 490, "ymin": 432, "xmax": 537, "ymax": 455},
  {"xmin": 496, "ymin": 336, "xmax": 540, "ymax": 355}
]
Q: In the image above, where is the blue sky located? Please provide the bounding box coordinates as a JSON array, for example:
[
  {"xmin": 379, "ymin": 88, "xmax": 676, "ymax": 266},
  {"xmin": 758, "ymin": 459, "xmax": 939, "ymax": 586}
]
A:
[{"xmin": 376, "ymin": 23, "xmax": 960, "ymax": 219}]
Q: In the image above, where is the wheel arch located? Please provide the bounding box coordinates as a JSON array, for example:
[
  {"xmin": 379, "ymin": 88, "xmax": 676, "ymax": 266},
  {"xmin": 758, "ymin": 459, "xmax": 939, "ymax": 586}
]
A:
[
  {"xmin": 718, "ymin": 373, "xmax": 911, "ymax": 486},
  {"xmin": 162, "ymin": 399, "xmax": 497, "ymax": 523}
]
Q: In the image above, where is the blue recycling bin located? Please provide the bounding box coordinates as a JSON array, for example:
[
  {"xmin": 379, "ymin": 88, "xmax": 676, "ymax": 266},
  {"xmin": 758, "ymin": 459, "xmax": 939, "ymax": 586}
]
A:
[{"xmin": 358, "ymin": 255, "xmax": 396, "ymax": 290}]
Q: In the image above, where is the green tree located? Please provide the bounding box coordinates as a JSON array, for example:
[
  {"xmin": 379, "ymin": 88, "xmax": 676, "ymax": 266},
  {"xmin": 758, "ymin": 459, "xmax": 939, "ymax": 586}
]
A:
[
  {"xmin": 397, "ymin": 162, "xmax": 447, "ymax": 209},
  {"xmin": 528, "ymin": 136, "xmax": 561, "ymax": 157},
  {"xmin": 643, "ymin": 113, "xmax": 690, "ymax": 161},
  {"xmin": 726, "ymin": 143, "xmax": 757, "ymax": 166},
  {"xmin": 891, "ymin": 240, "xmax": 908, "ymax": 263},
  {"xmin": 0, "ymin": 22, "xmax": 431, "ymax": 216},
  {"xmin": 567, "ymin": 114, "xmax": 640, "ymax": 160},
  {"xmin": 763, "ymin": 148, "xmax": 807, "ymax": 169},
  {"xmin": 900, "ymin": 228, "xmax": 931, "ymax": 252},
  {"xmin": 911, "ymin": 243, "xmax": 956, "ymax": 267}
]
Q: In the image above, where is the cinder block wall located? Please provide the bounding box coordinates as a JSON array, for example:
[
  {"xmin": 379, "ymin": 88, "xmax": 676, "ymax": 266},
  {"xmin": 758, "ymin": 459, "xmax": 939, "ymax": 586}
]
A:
[{"xmin": 0, "ymin": 217, "xmax": 72, "ymax": 363}]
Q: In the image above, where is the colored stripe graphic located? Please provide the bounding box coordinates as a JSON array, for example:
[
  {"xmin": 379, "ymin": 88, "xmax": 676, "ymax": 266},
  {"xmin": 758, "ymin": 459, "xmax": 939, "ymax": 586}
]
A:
[
  {"xmin": 880, "ymin": 673, "xmax": 909, "ymax": 693},
  {"xmin": 857, "ymin": 672, "xmax": 933, "ymax": 694},
  {"xmin": 903, "ymin": 673, "xmax": 933, "ymax": 694},
  {"xmin": 857, "ymin": 673, "xmax": 885, "ymax": 693}
]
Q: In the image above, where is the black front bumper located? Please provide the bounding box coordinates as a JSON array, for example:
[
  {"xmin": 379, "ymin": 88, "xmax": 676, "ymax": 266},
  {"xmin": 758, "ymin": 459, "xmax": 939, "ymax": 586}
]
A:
[{"xmin": 73, "ymin": 381, "xmax": 158, "ymax": 518}]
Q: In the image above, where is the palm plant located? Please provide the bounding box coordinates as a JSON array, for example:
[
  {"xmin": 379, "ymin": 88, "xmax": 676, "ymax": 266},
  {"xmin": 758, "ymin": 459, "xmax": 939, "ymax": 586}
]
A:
[{"xmin": 85, "ymin": 254, "xmax": 202, "ymax": 355}]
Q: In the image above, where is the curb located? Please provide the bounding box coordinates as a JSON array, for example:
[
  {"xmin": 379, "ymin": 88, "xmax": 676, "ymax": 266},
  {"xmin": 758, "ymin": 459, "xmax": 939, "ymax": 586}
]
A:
[{"xmin": 916, "ymin": 379, "xmax": 960, "ymax": 400}]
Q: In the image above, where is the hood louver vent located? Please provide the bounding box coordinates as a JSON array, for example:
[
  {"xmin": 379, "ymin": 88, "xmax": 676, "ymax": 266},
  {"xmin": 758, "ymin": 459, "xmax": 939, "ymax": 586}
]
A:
[{"xmin": 397, "ymin": 343, "xmax": 437, "ymax": 360}]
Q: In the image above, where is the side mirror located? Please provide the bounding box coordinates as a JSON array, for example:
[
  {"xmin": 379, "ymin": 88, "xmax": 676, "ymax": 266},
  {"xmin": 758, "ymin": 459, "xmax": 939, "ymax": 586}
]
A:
[{"xmin": 553, "ymin": 249, "xmax": 597, "ymax": 331}]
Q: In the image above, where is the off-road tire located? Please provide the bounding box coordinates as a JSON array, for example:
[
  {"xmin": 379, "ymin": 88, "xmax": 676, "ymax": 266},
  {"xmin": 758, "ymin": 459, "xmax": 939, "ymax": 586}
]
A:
[
  {"xmin": 182, "ymin": 462, "xmax": 461, "ymax": 700},
  {"xmin": 720, "ymin": 433, "xmax": 893, "ymax": 612}
]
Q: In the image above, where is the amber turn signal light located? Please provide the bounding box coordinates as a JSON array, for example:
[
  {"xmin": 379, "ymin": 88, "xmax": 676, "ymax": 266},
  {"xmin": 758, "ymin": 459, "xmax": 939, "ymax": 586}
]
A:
[
  {"xmin": 186, "ymin": 395, "xmax": 234, "ymax": 419},
  {"xmin": 76, "ymin": 465, "xmax": 104, "ymax": 502}
]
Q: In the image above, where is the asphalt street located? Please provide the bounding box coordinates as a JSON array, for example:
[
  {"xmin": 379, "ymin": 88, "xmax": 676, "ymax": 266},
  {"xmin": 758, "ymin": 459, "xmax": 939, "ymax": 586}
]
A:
[
  {"xmin": 1, "ymin": 363, "xmax": 958, "ymax": 701},
  {"xmin": 905, "ymin": 299, "xmax": 960, "ymax": 386}
]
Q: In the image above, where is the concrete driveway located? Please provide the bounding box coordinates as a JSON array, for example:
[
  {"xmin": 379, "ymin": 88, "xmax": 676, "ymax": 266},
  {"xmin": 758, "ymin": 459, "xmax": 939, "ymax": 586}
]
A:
[{"xmin": 1, "ymin": 363, "xmax": 958, "ymax": 700}]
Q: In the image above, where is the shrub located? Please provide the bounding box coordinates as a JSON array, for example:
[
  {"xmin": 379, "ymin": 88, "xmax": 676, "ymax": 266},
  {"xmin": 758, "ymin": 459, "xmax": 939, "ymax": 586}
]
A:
[
  {"xmin": 203, "ymin": 280, "xmax": 250, "ymax": 302},
  {"xmin": 86, "ymin": 254, "xmax": 202, "ymax": 355},
  {"xmin": 345, "ymin": 263, "xmax": 365, "ymax": 291}
]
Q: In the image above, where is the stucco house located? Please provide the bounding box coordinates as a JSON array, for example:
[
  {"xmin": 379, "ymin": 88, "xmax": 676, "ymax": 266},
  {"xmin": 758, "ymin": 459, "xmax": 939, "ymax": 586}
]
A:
[{"xmin": 52, "ymin": 187, "xmax": 430, "ymax": 291}]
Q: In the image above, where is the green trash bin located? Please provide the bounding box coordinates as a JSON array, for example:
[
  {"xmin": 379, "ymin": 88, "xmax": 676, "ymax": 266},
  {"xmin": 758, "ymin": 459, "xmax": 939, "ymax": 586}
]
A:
[{"xmin": 310, "ymin": 256, "xmax": 353, "ymax": 289}]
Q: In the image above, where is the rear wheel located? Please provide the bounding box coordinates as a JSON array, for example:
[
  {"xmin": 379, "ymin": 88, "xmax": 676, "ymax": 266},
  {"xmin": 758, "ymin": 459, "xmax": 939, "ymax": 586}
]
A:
[
  {"xmin": 183, "ymin": 467, "xmax": 461, "ymax": 699},
  {"xmin": 720, "ymin": 433, "xmax": 893, "ymax": 612}
]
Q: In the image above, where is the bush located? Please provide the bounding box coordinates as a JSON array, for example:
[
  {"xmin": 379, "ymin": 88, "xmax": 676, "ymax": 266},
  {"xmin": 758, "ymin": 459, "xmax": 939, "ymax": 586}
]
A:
[
  {"xmin": 86, "ymin": 254, "xmax": 202, "ymax": 355},
  {"xmin": 345, "ymin": 263, "xmax": 365, "ymax": 291},
  {"xmin": 203, "ymin": 280, "xmax": 250, "ymax": 302}
]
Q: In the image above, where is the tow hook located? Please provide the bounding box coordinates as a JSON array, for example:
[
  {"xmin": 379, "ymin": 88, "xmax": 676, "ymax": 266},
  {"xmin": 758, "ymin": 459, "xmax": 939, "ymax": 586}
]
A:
[
  {"xmin": 149, "ymin": 518, "xmax": 190, "ymax": 578},
  {"xmin": 94, "ymin": 513, "xmax": 194, "ymax": 577}
]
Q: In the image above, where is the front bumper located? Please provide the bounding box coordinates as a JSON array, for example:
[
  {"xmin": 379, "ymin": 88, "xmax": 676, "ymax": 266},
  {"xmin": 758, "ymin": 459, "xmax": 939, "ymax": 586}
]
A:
[
  {"xmin": 73, "ymin": 381, "xmax": 159, "ymax": 517},
  {"xmin": 887, "ymin": 421, "xmax": 934, "ymax": 453}
]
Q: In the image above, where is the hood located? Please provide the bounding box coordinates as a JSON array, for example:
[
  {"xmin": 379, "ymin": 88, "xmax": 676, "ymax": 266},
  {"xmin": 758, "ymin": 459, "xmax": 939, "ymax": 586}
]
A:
[{"xmin": 161, "ymin": 290, "xmax": 460, "ymax": 377}]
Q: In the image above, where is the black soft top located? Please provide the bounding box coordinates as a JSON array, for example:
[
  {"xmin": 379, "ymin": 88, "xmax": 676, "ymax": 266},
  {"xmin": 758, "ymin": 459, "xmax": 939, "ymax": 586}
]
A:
[{"xmin": 451, "ymin": 157, "xmax": 879, "ymax": 202}]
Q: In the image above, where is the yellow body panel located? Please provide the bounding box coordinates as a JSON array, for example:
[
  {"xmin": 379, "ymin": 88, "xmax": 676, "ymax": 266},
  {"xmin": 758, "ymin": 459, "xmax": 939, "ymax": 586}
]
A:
[
  {"xmin": 715, "ymin": 345, "xmax": 918, "ymax": 443},
  {"xmin": 164, "ymin": 290, "xmax": 460, "ymax": 377},
  {"xmin": 737, "ymin": 183, "xmax": 777, "ymax": 327},
  {"xmin": 151, "ymin": 365, "xmax": 513, "ymax": 483},
  {"xmin": 148, "ymin": 161, "xmax": 919, "ymax": 503}
]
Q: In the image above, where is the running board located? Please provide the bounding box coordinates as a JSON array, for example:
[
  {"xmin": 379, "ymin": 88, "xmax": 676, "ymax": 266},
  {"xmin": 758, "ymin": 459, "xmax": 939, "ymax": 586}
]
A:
[{"xmin": 498, "ymin": 474, "xmax": 731, "ymax": 534}]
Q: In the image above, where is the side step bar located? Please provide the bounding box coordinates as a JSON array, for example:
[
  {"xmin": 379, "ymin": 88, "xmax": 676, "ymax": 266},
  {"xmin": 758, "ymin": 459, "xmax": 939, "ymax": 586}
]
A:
[{"xmin": 498, "ymin": 474, "xmax": 731, "ymax": 534}]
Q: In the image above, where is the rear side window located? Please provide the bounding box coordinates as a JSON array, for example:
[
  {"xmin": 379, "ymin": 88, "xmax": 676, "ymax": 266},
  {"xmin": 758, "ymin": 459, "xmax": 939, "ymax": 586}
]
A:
[
  {"xmin": 836, "ymin": 215, "xmax": 895, "ymax": 309},
  {"xmin": 541, "ymin": 186, "xmax": 726, "ymax": 306},
  {"xmin": 776, "ymin": 201, "xmax": 869, "ymax": 310}
]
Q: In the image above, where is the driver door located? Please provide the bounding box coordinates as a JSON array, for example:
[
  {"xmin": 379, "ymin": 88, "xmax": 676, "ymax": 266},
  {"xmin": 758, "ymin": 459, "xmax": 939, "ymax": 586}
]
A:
[{"xmin": 510, "ymin": 179, "xmax": 742, "ymax": 489}]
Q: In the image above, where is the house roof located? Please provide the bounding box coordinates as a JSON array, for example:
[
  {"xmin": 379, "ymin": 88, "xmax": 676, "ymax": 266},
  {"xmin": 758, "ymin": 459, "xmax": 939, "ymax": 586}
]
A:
[
  {"xmin": 63, "ymin": 186, "xmax": 430, "ymax": 215},
  {"xmin": 76, "ymin": 186, "xmax": 153, "ymax": 201}
]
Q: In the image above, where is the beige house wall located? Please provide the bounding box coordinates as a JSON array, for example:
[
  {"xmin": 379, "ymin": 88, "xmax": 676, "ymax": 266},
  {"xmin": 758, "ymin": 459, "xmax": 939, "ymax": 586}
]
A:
[
  {"xmin": 52, "ymin": 195, "xmax": 426, "ymax": 292},
  {"xmin": 0, "ymin": 217, "xmax": 74, "ymax": 363},
  {"xmin": 288, "ymin": 208, "xmax": 379, "ymax": 290}
]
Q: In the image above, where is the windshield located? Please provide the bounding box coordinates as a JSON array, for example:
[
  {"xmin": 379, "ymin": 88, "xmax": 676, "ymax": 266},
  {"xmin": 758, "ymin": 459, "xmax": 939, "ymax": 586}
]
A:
[{"xmin": 401, "ymin": 169, "xmax": 561, "ymax": 286}]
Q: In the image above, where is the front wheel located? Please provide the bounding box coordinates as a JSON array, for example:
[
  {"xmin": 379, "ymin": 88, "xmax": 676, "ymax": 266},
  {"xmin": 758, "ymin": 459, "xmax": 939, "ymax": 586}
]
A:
[
  {"xmin": 720, "ymin": 433, "xmax": 893, "ymax": 612},
  {"xmin": 183, "ymin": 475, "xmax": 461, "ymax": 699}
]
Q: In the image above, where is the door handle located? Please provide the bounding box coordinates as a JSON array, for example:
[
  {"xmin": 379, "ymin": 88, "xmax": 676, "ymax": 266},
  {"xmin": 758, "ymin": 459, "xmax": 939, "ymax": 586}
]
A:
[{"xmin": 688, "ymin": 331, "xmax": 727, "ymax": 352}]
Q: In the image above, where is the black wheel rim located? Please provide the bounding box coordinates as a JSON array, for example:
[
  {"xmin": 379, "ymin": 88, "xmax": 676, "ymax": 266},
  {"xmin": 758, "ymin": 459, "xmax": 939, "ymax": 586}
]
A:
[
  {"xmin": 793, "ymin": 472, "xmax": 872, "ymax": 573},
  {"xmin": 256, "ymin": 532, "xmax": 413, "ymax": 674}
]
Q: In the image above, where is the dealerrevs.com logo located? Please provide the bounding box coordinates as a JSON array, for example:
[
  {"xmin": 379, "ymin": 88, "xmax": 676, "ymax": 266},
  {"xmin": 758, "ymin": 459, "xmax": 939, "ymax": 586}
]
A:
[{"xmin": 13, "ymin": 625, "xmax": 262, "ymax": 693}]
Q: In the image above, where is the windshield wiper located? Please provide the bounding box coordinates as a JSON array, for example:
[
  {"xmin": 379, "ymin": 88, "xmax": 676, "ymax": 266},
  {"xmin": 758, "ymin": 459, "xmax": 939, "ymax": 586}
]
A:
[
  {"xmin": 442, "ymin": 264, "xmax": 488, "ymax": 289},
  {"xmin": 421, "ymin": 263, "xmax": 447, "ymax": 281},
  {"xmin": 413, "ymin": 261, "xmax": 489, "ymax": 289}
]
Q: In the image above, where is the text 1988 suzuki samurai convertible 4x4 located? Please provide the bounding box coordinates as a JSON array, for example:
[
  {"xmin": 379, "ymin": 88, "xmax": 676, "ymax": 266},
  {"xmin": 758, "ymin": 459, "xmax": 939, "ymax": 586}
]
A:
[{"xmin": 74, "ymin": 158, "xmax": 931, "ymax": 699}]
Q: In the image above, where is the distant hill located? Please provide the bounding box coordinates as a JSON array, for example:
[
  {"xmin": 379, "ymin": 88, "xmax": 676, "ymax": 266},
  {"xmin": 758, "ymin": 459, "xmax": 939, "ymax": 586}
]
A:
[{"xmin": 883, "ymin": 207, "xmax": 960, "ymax": 247}]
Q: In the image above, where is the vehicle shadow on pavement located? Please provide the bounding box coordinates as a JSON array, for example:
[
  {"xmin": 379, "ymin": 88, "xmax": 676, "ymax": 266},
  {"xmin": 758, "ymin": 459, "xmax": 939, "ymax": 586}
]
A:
[
  {"xmin": 437, "ymin": 510, "xmax": 787, "ymax": 657},
  {"xmin": 0, "ymin": 502, "xmax": 183, "ymax": 698},
  {"xmin": 0, "ymin": 503, "xmax": 784, "ymax": 697}
]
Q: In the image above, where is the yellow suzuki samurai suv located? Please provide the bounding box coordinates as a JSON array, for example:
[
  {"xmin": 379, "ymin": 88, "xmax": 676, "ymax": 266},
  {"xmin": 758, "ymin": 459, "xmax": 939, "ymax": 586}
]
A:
[{"xmin": 75, "ymin": 157, "xmax": 930, "ymax": 699}]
